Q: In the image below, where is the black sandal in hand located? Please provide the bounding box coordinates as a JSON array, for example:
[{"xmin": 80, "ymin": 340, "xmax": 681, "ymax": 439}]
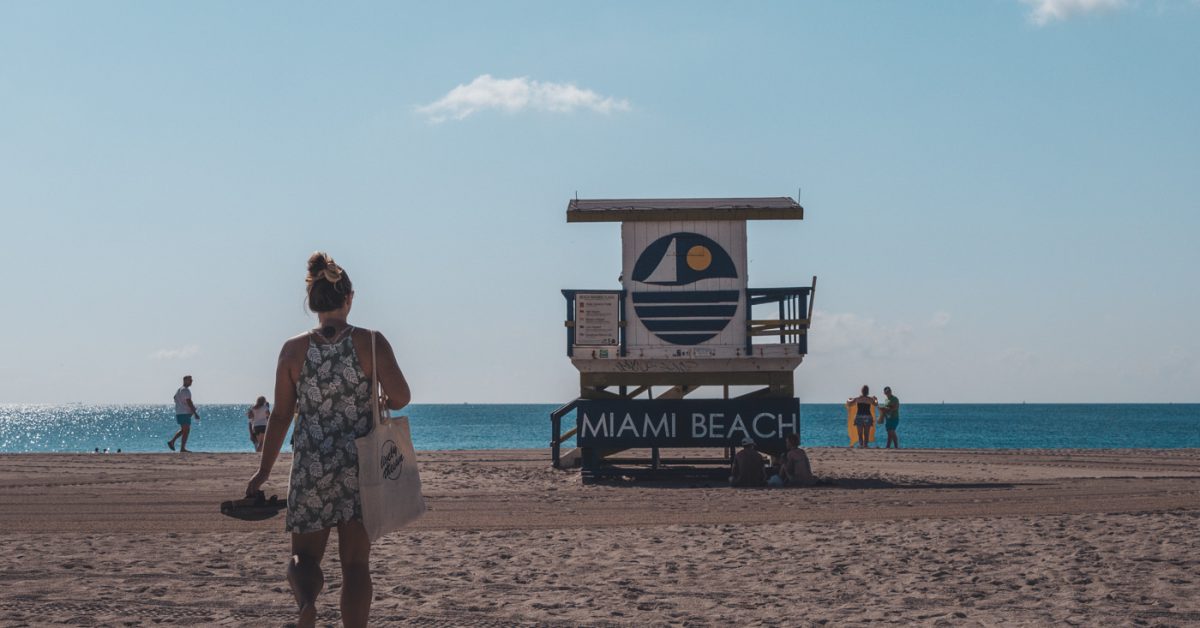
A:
[{"xmin": 220, "ymin": 490, "xmax": 287, "ymax": 521}]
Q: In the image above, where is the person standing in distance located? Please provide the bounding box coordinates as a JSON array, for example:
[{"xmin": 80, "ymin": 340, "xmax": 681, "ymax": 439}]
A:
[
  {"xmin": 247, "ymin": 396, "xmax": 271, "ymax": 452},
  {"xmin": 847, "ymin": 385, "xmax": 877, "ymax": 449},
  {"xmin": 246, "ymin": 252, "xmax": 411, "ymax": 628},
  {"xmin": 167, "ymin": 375, "xmax": 200, "ymax": 452},
  {"xmin": 881, "ymin": 386, "xmax": 901, "ymax": 449}
]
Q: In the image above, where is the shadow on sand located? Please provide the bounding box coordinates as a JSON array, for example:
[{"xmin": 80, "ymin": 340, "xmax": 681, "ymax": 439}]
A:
[{"xmin": 584, "ymin": 475, "xmax": 1023, "ymax": 491}]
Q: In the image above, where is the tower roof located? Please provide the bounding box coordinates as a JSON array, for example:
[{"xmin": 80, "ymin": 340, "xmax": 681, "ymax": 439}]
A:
[{"xmin": 566, "ymin": 197, "xmax": 803, "ymax": 222}]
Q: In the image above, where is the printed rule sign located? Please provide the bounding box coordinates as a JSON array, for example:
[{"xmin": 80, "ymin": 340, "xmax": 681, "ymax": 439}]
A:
[
  {"xmin": 574, "ymin": 293, "xmax": 619, "ymax": 346},
  {"xmin": 575, "ymin": 398, "xmax": 799, "ymax": 448}
]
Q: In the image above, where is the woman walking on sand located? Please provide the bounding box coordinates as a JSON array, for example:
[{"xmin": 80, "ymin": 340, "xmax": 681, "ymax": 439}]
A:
[
  {"xmin": 246, "ymin": 396, "xmax": 270, "ymax": 452},
  {"xmin": 847, "ymin": 385, "xmax": 877, "ymax": 448},
  {"xmin": 246, "ymin": 252, "xmax": 411, "ymax": 628}
]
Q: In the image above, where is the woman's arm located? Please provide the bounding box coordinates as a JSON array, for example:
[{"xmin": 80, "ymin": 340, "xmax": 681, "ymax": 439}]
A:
[
  {"xmin": 373, "ymin": 332, "xmax": 412, "ymax": 411},
  {"xmin": 246, "ymin": 337, "xmax": 303, "ymax": 496}
]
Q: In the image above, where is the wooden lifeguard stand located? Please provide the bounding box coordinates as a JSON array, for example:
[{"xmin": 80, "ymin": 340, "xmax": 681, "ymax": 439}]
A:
[{"xmin": 551, "ymin": 197, "xmax": 816, "ymax": 480}]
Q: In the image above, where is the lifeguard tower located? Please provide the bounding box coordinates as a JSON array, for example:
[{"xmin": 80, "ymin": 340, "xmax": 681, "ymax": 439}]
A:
[{"xmin": 551, "ymin": 197, "xmax": 816, "ymax": 480}]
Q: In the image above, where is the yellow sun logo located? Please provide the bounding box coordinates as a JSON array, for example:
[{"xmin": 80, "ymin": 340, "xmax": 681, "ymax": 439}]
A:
[{"xmin": 686, "ymin": 245, "xmax": 712, "ymax": 271}]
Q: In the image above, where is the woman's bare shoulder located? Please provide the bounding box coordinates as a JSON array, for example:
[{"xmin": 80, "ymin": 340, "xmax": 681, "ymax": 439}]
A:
[
  {"xmin": 279, "ymin": 333, "xmax": 311, "ymax": 356},
  {"xmin": 352, "ymin": 327, "xmax": 394, "ymax": 346}
]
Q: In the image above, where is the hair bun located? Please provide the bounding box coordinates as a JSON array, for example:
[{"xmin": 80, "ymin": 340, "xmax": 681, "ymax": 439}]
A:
[
  {"xmin": 307, "ymin": 252, "xmax": 332, "ymax": 279},
  {"xmin": 304, "ymin": 252, "xmax": 353, "ymax": 312},
  {"xmin": 307, "ymin": 252, "xmax": 343, "ymax": 285}
]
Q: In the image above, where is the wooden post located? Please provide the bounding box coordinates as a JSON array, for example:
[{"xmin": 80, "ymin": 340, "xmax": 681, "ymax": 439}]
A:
[{"xmin": 551, "ymin": 412, "xmax": 561, "ymax": 468}]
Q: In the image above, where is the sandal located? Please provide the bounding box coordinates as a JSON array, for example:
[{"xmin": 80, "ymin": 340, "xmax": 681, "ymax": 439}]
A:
[{"xmin": 220, "ymin": 491, "xmax": 287, "ymax": 521}]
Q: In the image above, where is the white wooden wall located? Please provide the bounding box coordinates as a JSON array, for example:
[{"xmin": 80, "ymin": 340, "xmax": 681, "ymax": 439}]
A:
[{"xmin": 621, "ymin": 220, "xmax": 747, "ymax": 355}]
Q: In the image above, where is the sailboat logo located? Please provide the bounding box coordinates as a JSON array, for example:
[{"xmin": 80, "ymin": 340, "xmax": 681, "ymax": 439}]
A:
[{"xmin": 631, "ymin": 232, "xmax": 739, "ymax": 345}]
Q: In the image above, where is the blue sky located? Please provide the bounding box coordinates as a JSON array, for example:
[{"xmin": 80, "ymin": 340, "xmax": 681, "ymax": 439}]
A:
[{"xmin": 2, "ymin": 1, "xmax": 1197, "ymax": 403}]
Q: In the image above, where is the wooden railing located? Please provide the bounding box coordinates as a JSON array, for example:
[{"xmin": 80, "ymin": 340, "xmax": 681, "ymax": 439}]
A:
[
  {"xmin": 549, "ymin": 399, "xmax": 580, "ymax": 468},
  {"xmin": 745, "ymin": 277, "xmax": 817, "ymax": 352}
]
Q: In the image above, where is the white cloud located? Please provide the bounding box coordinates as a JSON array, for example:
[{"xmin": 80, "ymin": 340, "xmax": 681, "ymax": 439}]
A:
[
  {"xmin": 1021, "ymin": 0, "xmax": 1127, "ymax": 25},
  {"xmin": 811, "ymin": 310, "xmax": 915, "ymax": 359},
  {"xmin": 997, "ymin": 347, "xmax": 1038, "ymax": 367},
  {"xmin": 417, "ymin": 74, "xmax": 631, "ymax": 123},
  {"xmin": 149, "ymin": 345, "xmax": 199, "ymax": 360}
]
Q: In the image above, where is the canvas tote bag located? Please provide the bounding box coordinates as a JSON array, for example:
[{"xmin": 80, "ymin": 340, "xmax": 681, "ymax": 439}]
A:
[{"xmin": 355, "ymin": 331, "xmax": 426, "ymax": 543}]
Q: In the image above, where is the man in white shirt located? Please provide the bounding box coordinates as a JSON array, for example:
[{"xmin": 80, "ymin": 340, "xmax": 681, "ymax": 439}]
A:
[{"xmin": 167, "ymin": 375, "xmax": 200, "ymax": 453}]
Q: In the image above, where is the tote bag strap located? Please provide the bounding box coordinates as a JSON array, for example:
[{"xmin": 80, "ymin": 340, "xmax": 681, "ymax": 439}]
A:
[{"xmin": 370, "ymin": 331, "xmax": 387, "ymax": 429}]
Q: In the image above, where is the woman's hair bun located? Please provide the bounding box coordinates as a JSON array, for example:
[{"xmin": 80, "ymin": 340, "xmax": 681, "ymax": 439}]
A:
[
  {"xmin": 307, "ymin": 252, "xmax": 332, "ymax": 277},
  {"xmin": 305, "ymin": 251, "xmax": 352, "ymax": 313}
]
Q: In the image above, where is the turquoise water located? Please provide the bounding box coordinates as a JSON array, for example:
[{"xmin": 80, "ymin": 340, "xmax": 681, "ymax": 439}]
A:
[{"xmin": 0, "ymin": 403, "xmax": 1197, "ymax": 453}]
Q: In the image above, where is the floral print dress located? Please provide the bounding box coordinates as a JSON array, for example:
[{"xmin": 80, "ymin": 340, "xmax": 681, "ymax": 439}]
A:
[{"xmin": 286, "ymin": 329, "xmax": 374, "ymax": 534}]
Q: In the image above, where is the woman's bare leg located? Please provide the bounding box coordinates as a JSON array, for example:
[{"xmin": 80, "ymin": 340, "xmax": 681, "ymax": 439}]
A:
[
  {"xmin": 336, "ymin": 520, "xmax": 372, "ymax": 628},
  {"xmin": 289, "ymin": 529, "xmax": 331, "ymax": 628}
]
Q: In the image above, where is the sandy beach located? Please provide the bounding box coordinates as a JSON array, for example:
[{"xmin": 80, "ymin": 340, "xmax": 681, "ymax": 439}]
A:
[{"xmin": 1, "ymin": 448, "xmax": 1197, "ymax": 626}]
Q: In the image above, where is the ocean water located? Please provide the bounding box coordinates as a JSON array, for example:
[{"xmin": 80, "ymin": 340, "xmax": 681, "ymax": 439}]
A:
[{"xmin": 0, "ymin": 403, "xmax": 1197, "ymax": 454}]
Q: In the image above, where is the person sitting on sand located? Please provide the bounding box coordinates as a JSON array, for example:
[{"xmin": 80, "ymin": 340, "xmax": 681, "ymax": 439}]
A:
[
  {"xmin": 246, "ymin": 252, "xmax": 411, "ymax": 628},
  {"xmin": 731, "ymin": 436, "xmax": 767, "ymax": 487},
  {"xmin": 167, "ymin": 375, "xmax": 200, "ymax": 453},
  {"xmin": 247, "ymin": 396, "xmax": 271, "ymax": 452},
  {"xmin": 779, "ymin": 434, "xmax": 817, "ymax": 486},
  {"xmin": 847, "ymin": 385, "xmax": 877, "ymax": 449}
]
